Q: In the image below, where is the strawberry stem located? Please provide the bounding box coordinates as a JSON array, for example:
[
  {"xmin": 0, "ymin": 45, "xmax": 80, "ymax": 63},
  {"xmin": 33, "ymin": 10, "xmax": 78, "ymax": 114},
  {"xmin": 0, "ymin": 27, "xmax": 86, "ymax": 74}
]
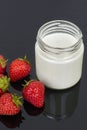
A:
[{"xmin": 24, "ymin": 55, "xmax": 27, "ymax": 60}]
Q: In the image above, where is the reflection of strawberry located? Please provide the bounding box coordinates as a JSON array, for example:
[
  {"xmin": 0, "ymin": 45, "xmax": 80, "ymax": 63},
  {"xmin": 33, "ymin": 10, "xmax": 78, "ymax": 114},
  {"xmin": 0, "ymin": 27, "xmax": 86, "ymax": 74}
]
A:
[
  {"xmin": 0, "ymin": 55, "xmax": 7, "ymax": 74},
  {"xmin": 10, "ymin": 74, "xmax": 30, "ymax": 91},
  {"xmin": 9, "ymin": 56, "xmax": 31, "ymax": 82},
  {"xmin": 23, "ymin": 100, "xmax": 44, "ymax": 116},
  {"xmin": 0, "ymin": 93, "xmax": 22, "ymax": 115},
  {"xmin": 0, "ymin": 75, "xmax": 10, "ymax": 96},
  {"xmin": 0, "ymin": 111, "xmax": 24, "ymax": 128},
  {"xmin": 22, "ymin": 80, "xmax": 45, "ymax": 108}
]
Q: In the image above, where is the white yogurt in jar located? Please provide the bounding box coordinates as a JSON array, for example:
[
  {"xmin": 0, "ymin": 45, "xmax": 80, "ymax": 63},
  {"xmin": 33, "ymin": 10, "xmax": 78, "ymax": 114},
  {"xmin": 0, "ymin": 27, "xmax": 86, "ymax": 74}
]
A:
[
  {"xmin": 43, "ymin": 33, "xmax": 77, "ymax": 48},
  {"xmin": 35, "ymin": 20, "xmax": 84, "ymax": 89}
]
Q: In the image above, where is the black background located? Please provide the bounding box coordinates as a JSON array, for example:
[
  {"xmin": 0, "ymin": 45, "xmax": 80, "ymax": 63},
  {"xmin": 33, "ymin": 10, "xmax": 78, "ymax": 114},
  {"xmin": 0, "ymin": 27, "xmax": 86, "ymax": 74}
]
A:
[{"xmin": 0, "ymin": 0, "xmax": 87, "ymax": 130}]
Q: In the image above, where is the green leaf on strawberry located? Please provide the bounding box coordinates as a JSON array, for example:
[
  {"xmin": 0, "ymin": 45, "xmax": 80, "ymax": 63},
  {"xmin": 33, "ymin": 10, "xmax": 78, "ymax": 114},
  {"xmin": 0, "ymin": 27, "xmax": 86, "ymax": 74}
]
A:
[
  {"xmin": 0, "ymin": 75, "xmax": 10, "ymax": 95},
  {"xmin": 12, "ymin": 94, "xmax": 22, "ymax": 107}
]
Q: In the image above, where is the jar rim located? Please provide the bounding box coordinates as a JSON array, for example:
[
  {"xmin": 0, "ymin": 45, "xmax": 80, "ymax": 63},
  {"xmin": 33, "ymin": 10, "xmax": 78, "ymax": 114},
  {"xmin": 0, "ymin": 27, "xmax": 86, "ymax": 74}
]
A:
[{"xmin": 37, "ymin": 20, "xmax": 83, "ymax": 54}]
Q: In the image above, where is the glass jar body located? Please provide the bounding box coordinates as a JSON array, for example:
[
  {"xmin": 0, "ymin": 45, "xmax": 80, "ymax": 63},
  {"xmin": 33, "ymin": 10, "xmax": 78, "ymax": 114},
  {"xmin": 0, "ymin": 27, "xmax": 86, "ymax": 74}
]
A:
[{"xmin": 35, "ymin": 20, "xmax": 84, "ymax": 89}]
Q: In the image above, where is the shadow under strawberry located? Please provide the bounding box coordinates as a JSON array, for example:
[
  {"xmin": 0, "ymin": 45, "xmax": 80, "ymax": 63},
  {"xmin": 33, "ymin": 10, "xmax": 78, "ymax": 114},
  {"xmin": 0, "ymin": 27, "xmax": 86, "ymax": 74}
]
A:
[
  {"xmin": 0, "ymin": 111, "xmax": 25, "ymax": 128},
  {"xmin": 10, "ymin": 75, "xmax": 31, "ymax": 91},
  {"xmin": 23, "ymin": 100, "xmax": 44, "ymax": 116}
]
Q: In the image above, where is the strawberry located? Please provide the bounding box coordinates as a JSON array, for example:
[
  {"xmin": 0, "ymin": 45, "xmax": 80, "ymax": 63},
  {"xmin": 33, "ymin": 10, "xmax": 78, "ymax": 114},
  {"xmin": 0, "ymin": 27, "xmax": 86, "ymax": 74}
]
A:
[
  {"xmin": 9, "ymin": 56, "xmax": 31, "ymax": 82},
  {"xmin": 0, "ymin": 75, "xmax": 10, "ymax": 96},
  {"xmin": 0, "ymin": 93, "xmax": 22, "ymax": 115},
  {"xmin": 22, "ymin": 80, "xmax": 45, "ymax": 108},
  {"xmin": 0, "ymin": 55, "xmax": 7, "ymax": 74}
]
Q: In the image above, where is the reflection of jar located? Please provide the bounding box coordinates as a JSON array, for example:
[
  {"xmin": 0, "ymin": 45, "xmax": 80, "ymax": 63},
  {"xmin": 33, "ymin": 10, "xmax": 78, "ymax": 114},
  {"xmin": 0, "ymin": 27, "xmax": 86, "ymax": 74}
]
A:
[
  {"xmin": 44, "ymin": 82, "xmax": 80, "ymax": 121},
  {"xmin": 35, "ymin": 20, "xmax": 84, "ymax": 89}
]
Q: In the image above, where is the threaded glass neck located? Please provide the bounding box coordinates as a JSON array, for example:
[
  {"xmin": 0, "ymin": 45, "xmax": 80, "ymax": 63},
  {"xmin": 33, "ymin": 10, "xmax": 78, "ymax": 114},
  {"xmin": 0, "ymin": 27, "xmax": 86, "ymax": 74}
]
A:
[{"xmin": 37, "ymin": 20, "xmax": 83, "ymax": 54}]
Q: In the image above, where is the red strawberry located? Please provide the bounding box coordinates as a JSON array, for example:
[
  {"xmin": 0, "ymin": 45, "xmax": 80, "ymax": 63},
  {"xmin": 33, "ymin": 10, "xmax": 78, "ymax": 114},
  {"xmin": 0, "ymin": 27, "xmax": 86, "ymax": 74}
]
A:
[
  {"xmin": 0, "ymin": 55, "xmax": 7, "ymax": 74},
  {"xmin": 0, "ymin": 93, "xmax": 22, "ymax": 115},
  {"xmin": 0, "ymin": 75, "xmax": 10, "ymax": 96},
  {"xmin": 22, "ymin": 80, "xmax": 45, "ymax": 108},
  {"xmin": 9, "ymin": 56, "xmax": 31, "ymax": 82}
]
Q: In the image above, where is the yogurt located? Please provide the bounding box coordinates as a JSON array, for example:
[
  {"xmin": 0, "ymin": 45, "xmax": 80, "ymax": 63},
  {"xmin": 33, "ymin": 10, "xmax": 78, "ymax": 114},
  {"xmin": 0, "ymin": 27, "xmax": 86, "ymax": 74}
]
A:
[
  {"xmin": 35, "ymin": 20, "xmax": 84, "ymax": 89},
  {"xmin": 43, "ymin": 33, "xmax": 77, "ymax": 48}
]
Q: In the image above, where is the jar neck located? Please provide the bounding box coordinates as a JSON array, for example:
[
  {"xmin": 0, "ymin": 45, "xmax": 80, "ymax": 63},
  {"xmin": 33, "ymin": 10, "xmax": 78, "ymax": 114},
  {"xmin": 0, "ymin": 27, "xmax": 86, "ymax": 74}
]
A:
[{"xmin": 37, "ymin": 20, "xmax": 83, "ymax": 55}]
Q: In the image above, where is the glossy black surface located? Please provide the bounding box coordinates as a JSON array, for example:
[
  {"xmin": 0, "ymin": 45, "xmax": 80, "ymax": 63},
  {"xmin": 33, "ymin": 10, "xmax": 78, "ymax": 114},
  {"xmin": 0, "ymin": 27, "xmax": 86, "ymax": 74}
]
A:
[{"xmin": 0, "ymin": 0, "xmax": 87, "ymax": 129}]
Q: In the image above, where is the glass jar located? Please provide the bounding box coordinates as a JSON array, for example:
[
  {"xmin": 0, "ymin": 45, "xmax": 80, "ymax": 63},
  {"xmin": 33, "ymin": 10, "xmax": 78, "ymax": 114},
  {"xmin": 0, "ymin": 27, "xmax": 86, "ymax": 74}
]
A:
[{"xmin": 35, "ymin": 20, "xmax": 84, "ymax": 89}]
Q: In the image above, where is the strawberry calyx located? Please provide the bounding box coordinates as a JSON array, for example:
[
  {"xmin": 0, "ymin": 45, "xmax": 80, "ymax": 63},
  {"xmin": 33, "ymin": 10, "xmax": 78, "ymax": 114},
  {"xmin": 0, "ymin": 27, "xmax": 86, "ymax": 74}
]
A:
[
  {"xmin": 23, "ymin": 79, "xmax": 36, "ymax": 88},
  {"xmin": 18, "ymin": 55, "xmax": 31, "ymax": 65},
  {"xmin": 0, "ymin": 59, "xmax": 7, "ymax": 68},
  {"xmin": 12, "ymin": 94, "xmax": 22, "ymax": 107},
  {"xmin": 0, "ymin": 76, "xmax": 10, "ymax": 92}
]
